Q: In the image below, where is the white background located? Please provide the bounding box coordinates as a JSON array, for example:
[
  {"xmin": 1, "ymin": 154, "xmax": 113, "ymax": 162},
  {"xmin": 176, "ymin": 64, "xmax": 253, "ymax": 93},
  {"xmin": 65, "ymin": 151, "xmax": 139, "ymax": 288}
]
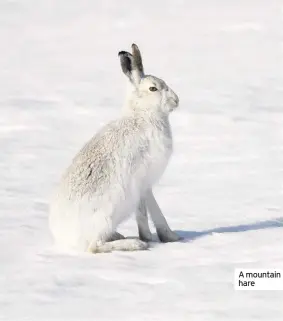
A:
[{"xmin": 0, "ymin": 0, "xmax": 283, "ymax": 320}]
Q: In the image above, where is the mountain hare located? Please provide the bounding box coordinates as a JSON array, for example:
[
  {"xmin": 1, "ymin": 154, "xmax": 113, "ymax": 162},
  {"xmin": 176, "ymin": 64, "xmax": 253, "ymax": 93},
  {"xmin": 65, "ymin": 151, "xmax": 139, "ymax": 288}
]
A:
[{"xmin": 49, "ymin": 44, "xmax": 181, "ymax": 253}]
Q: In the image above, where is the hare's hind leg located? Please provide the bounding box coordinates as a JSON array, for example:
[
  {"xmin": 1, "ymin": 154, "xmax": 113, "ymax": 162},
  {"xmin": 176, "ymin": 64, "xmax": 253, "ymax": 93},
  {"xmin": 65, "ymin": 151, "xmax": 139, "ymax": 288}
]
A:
[
  {"xmin": 88, "ymin": 239, "xmax": 149, "ymax": 253},
  {"xmin": 86, "ymin": 208, "xmax": 148, "ymax": 253},
  {"xmin": 136, "ymin": 199, "xmax": 153, "ymax": 242}
]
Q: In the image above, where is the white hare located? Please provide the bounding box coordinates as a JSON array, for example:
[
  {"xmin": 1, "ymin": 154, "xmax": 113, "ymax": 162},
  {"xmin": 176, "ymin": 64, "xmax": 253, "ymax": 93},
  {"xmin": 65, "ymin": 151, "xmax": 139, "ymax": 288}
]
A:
[{"xmin": 49, "ymin": 44, "xmax": 181, "ymax": 253}]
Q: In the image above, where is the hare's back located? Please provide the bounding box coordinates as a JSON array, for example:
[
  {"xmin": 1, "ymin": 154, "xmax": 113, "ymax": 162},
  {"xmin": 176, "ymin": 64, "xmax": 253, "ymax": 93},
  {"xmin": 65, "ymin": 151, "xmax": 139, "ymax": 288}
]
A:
[{"xmin": 60, "ymin": 118, "xmax": 148, "ymax": 197}]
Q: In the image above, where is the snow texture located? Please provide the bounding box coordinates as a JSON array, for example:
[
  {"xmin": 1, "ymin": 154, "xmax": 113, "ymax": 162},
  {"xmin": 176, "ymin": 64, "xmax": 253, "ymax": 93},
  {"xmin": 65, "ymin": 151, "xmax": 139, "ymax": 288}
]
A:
[{"xmin": 0, "ymin": 0, "xmax": 283, "ymax": 320}]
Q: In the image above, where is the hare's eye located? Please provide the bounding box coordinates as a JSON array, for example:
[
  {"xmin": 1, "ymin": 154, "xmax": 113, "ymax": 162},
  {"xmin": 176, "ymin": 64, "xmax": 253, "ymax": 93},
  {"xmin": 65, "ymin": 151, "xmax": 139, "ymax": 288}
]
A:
[{"xmin": 149, "ymin": 86, "xmax": 158, "ymax": 92}]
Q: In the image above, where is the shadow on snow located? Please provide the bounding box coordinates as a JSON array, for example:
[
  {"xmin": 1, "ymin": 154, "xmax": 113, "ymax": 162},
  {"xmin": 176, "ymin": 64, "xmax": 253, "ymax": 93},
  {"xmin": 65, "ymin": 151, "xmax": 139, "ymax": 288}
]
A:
[{"xmin": 174, "ymin": 217, "xmax": 283, "ymax": 242}]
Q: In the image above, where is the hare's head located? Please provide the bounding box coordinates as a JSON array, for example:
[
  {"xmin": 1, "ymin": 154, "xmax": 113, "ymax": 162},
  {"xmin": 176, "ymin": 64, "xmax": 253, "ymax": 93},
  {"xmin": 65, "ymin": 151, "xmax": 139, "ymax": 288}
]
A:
[{"xmin": 119, "ymin": 44, "xmax": 179, "ymax": 115}]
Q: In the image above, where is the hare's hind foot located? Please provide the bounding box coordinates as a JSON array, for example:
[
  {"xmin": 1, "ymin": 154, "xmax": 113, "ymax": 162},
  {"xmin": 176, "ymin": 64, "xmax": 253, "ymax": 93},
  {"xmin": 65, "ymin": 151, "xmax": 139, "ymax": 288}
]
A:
[{"xmin": 88, "ymin": 239, "xmax": 149, "ymax": 254}]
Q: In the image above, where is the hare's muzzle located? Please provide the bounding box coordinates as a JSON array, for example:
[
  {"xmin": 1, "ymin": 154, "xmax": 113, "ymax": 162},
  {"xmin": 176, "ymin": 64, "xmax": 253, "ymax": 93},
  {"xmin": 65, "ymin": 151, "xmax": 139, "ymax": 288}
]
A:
[{"xmin": 168, "ymin": 89, "xmax": 179, "ymax": 111}]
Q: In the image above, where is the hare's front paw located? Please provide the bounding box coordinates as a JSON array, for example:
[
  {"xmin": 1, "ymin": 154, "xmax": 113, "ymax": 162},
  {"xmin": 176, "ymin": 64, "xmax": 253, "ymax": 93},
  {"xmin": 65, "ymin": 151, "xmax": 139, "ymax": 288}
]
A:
[
  {"xmin": 107, "ymin": 232, "xmax": 125, "ymax": 242},
  {"xmin": 138, "ymin": 230, "xmax": 153, "ymax": 242},
  {"xmin": 157, "ymin": 229, "xmax": 182, "ymax": 243}
]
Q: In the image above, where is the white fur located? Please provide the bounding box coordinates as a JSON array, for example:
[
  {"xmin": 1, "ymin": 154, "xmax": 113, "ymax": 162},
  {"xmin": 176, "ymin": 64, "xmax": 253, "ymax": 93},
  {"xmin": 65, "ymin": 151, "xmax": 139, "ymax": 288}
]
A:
[{"xmin": 49, "ymin": 45, "xmax": 180, "ymax": 253}]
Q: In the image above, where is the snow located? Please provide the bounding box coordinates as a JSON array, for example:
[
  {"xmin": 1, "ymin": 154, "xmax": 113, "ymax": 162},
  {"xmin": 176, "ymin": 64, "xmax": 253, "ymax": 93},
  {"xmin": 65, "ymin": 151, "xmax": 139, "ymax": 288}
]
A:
[{"xmin": 0, "ymin": 0, "xmax": 283, "ymax": 320}]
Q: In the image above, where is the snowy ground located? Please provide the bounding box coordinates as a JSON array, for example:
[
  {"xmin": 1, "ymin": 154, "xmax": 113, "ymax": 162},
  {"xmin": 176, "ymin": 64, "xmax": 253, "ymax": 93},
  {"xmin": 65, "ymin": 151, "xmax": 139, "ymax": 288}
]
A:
[{"xmin": 0, "ymin": 0, "xmax": 283, "ymax": 320}]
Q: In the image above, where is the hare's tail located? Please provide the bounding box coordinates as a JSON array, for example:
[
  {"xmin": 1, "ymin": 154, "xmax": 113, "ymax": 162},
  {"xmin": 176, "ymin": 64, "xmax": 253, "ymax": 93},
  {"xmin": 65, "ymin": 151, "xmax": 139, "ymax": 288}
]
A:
[{"xmin": 88, "ymin": 238, "xmax": 149, "ymax": 253}]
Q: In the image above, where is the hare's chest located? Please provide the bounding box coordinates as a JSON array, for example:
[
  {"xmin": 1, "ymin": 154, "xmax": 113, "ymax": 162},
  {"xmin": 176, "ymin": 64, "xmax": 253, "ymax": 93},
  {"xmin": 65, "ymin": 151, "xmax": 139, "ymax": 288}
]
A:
[{"xmin": 146, "ymin": 131, "xmax": 173, "ymax": 184}]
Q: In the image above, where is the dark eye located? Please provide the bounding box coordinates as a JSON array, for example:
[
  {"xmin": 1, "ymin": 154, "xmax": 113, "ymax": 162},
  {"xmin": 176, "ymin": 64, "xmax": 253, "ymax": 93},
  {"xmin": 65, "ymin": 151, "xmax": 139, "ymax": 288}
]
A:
[{"xmin": 149, "ymin": 86, "xmax": 158, "ymax": 92}]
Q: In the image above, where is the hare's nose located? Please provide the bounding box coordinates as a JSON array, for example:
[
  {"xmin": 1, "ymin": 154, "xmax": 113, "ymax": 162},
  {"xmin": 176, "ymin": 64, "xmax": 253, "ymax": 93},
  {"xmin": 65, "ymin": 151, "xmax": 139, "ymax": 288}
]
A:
[
  {"xmin": 174, "ymin": 95, "xmax": 179, "ymax": 106},
  {"xmin": 169, "ymin": 89, "xmax": 179, "ymax": 103}
]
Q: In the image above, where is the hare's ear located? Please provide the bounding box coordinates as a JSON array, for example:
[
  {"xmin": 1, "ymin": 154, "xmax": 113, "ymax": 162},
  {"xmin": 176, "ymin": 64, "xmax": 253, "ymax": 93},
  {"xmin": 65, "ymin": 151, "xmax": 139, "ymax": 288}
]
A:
[
  {"xmin": 131, "ymin": 44, "xmax": 144, "ymax": 76},
  {"xmin": 118, "ymin": 49, "xmax": 142, "ymax": 86},
  {"xmin": 119, "ymin": 51, "xmax": 133, "ymax": 79}
]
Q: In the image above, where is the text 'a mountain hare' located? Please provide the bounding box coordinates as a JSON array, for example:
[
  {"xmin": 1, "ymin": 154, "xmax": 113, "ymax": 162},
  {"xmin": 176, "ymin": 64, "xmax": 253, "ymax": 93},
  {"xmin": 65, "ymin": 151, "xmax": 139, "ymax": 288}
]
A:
[{"xmin": 49, "ymin": 44, "xmax": 181, "ymax": 254}]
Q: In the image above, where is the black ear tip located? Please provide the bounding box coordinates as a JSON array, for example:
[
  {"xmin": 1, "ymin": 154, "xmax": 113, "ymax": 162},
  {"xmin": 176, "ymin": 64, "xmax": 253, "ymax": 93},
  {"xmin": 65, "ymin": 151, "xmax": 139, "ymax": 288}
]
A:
[
  {"xmin": 118, "ymin": 51, "xmax": 127, "ymax": 57},
  {"xmin": 132, "ymin": 43, "xmax": 138, "ymax": 50}
]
